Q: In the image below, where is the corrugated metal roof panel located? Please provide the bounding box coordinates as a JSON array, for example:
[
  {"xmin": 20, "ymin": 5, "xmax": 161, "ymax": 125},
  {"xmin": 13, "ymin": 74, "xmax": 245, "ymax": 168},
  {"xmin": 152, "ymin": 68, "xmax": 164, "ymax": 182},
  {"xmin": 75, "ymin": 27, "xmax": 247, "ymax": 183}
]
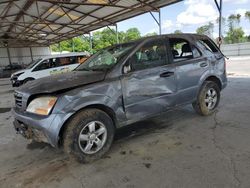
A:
[
  {"xmin": 0, "ymin": 0, "xmax": 182, "ymax": 47},
  {"xmin": 91, "ymin": 7, "xmax": 123, "ymax": 17}
]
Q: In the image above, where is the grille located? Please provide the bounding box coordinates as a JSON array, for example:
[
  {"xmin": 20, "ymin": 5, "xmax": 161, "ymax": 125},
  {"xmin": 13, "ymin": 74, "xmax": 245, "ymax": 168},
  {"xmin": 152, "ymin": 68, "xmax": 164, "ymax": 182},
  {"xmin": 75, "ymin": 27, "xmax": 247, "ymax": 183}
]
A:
[{"xmin": 14, "ymin": 92, "xmax": 23, "ymax": 108}]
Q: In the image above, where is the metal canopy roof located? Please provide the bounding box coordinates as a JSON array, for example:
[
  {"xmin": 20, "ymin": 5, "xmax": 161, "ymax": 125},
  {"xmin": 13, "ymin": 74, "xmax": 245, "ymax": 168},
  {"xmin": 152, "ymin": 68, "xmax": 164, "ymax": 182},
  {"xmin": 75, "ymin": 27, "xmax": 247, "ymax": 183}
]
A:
[{"xmin": 0, "ymin": 0, "xmax": 181, "ymax": 47}]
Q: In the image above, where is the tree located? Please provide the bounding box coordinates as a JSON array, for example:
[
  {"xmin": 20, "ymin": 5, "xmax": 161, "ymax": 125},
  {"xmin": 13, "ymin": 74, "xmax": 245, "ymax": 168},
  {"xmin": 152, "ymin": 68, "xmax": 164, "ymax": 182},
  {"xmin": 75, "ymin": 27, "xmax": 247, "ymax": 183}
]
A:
[
  {"xmin": 50, "ymin": 27, "xmax": 143, "ymax": 53},
  {"xmin": 50, "ymin": 37, "xmax": 91, "ymax": 52},
  {"xmin": 228, "ymin": 14, "xmax": 241, "ymax": 29},
  {"xmin": 50, "ymin": 43, "xmax": 60, "ymax": 52},
  {"xmin": 224, "ymin": 27, "xmax": 246, "ymax": 44},
  {"xmin": 245, "ymin": 11, "xmax": 250, "ymax": 42},
  {"xmin": 144, "ymin": 32, "xmax": 157, "ymax": 37},
  {"xmin": 124, "ymin": 28, "xmax": 141, "ymax": 42},
  {"xmin": 72, "ymin": 37, "xmax": 91, "ymax": 52},
  {"xmin": 173, "ymin": 30, "xmax": 182, "ymax": 34},
  {"xmin": 196, "ymin": 22, "xmax": 214, "ymax": 38},
  {"xmin": 224, "ymin": 14, "xmax": 247, "ymax": 44},
  {"xmin": 246, "ymin": 11, "xmax": 250, "ymax": 22},
  {"xmin": 92, "ymin": 28, "xmax": 117, "ymax": 50}
]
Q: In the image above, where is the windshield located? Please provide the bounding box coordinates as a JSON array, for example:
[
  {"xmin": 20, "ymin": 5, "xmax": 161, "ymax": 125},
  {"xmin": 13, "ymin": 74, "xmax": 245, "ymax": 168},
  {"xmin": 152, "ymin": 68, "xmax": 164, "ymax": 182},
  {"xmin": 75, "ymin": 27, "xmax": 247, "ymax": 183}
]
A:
[
  {"xmin": 26, "ymin": 59, "xmax": 42, "ymax": 69},
  {"xmin": 76, "ymin": 43, "xmax": 135, "ymax": 71}
]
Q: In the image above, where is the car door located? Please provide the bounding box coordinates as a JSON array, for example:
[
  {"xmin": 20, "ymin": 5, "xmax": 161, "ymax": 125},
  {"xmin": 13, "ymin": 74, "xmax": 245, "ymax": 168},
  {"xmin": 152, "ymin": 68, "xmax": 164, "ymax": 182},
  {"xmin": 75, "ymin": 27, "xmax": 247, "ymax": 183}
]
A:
[
  {"xmin": 31, "ymin": 59, "xmax": 54, "ymax": 79},
  {"xmin": 168, "ymin": 37, "xmax": 209, "ymax": 104},
  {"xmin": 50, "ymin": 56, "xmax": 80, "ymax": 75},
  {"xmin": 121, "ymin": 38, "xmax": 177, "ymax": 120}
]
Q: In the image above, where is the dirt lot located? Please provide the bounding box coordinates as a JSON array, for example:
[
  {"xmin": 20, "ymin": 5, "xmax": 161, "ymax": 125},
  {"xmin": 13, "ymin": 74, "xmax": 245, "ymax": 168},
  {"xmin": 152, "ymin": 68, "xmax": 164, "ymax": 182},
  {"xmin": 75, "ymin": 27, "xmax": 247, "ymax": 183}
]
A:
[{"xmin": 0, "ymin": 57, "xmax": 250, "ymax": 188}]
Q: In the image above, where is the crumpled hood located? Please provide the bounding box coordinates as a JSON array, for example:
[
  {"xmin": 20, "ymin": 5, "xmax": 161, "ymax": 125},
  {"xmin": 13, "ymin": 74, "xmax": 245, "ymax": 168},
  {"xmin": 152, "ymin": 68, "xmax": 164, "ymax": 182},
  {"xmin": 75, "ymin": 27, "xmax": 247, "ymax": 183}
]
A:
[
  {"xmin": 16, "ymin": 71, "xmax": 106, "ymax": 95},
  {"xmin": 11, "ymin": 69, "xmax": 26, "ymax": 77}
]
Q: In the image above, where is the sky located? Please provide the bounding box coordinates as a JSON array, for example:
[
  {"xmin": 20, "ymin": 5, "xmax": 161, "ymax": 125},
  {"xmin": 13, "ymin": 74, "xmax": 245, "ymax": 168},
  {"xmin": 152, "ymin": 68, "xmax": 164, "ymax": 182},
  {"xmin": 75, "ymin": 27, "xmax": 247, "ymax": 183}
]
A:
[{"xmin": 115, "ymin": 0, "xmax": 250, "ymax": 38}]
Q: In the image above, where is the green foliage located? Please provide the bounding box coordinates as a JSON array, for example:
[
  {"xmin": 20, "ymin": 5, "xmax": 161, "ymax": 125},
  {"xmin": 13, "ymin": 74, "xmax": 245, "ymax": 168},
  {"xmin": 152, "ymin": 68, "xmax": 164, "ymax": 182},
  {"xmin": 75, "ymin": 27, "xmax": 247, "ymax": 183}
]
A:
[
  {"xmin": 224, "ymin": 27, "xmax": 247, "ymax": 44},
  {"xmin": 50, "ymin": 27, "xmax": 141, "ymax": 53},
  {"xmin": 92, "ymin": 28, "xmax": 117, "ymax": 51},
  {"xmin": 196, "ymin": 22, "xmax": 214, "ymax": 37},
  {"xmin": 223, "ymin": 13, "xmax": 249, "ymax": 43},
  {"xmin": 173, "ymin": 30, "xmax": 182, "ymax": 34},
  {"xmin": 246, "ymin": 11, "xmax": 250, "ymax": 21},
  {"xmin": 228, "ymin": 14, "xmax": 241, "ymax": 29},
  {"xmin": 144, "ymin": 32, "xmax": 158, "ymax": 37},
  {"xmin": 50, "ymin": 37, "xmax": 91, "ymax": 53},
  {"xmin": 124, "ymin": 28, "xmax": 141, "ymax": 41}
]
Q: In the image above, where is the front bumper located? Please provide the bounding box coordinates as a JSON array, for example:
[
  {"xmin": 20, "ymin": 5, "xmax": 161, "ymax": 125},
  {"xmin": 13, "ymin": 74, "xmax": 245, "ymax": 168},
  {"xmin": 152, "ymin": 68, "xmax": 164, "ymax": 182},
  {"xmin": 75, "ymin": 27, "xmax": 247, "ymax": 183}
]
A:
[{"xmin": 12, "ymin": 108, "xmax": 73, "ymax": 147}]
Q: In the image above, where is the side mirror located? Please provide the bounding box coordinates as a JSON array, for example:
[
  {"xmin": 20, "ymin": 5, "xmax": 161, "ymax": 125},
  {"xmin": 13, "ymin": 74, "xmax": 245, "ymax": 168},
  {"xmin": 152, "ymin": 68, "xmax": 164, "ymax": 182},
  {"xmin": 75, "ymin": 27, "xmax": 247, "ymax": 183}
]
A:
[{"xmin": 123, "ymin": 62, "xmax": 131, "ymax": 74}]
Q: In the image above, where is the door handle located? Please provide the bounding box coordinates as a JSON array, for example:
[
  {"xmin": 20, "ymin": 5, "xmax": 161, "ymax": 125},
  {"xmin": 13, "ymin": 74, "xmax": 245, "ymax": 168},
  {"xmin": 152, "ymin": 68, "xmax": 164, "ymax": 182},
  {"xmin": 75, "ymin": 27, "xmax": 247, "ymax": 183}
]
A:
[
  {"xmin": 160, "ymin": 71, "xmax": 174, "ymax": 77},
  {"xmin": 200, "ymin": 62, "xmax": 208, "ymax": 67}
]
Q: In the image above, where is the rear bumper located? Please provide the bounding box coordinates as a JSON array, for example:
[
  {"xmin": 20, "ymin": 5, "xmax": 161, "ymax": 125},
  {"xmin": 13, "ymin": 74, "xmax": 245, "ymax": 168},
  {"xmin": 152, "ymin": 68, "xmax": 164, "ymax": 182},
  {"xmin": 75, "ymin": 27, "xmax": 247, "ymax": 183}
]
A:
[
  {"xmin": 222, "ymin": 81, "xmax": 227, "ymax": 90},
  {"xmin": 12, "ymin": 108, "xmax": 72, "ymax": 147}
]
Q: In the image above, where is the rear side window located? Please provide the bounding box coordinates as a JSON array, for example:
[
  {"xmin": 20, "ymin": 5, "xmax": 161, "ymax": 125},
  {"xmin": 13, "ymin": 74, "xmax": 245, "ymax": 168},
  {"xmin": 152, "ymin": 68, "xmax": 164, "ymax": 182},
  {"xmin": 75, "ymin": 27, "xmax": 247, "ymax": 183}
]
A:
[
  {"xmin": 77, "ymin": 56, "xmax": 88, "ymax": 64},
  {"xmin": 52, "ymin": 56, "xmax": 78, "ymax": 67},
  {"xmin": 199, "ymin": 39, "xmax": 218, "ymax": 53},
  {"xmin": 56, "ymin": 57, "xmax": 72, "ymax": 66},
  {"xmin": 169, "ymin": 38, "xmax": 201, "ymax": 62}
]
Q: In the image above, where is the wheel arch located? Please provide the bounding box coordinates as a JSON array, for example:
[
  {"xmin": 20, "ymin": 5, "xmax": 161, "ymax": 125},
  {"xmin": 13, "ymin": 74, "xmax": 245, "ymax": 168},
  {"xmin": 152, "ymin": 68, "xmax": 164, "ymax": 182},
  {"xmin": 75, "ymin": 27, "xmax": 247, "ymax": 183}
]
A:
[
  {"xmin": 58, "ymin": 104, "xmax": 117, "ymax": 146},
  {"xmin": 23, "ymin": 77, "xmax": 35, "ymax": 82},
  {"xmin": 204, "ymin": 75, "xmax": 222, "ymax": 90}
]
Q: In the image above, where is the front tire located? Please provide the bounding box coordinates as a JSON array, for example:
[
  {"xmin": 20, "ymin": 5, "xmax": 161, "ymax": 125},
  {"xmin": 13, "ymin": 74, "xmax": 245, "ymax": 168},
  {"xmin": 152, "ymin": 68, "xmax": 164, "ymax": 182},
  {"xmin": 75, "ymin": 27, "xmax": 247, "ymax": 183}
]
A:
[
  {"xmin": 192, "ymin": 81, "xmax": 220, "ymax": 116},
  {"xmin": 63, "ymin": 109, "xmax": 114, "ymax": 163}
]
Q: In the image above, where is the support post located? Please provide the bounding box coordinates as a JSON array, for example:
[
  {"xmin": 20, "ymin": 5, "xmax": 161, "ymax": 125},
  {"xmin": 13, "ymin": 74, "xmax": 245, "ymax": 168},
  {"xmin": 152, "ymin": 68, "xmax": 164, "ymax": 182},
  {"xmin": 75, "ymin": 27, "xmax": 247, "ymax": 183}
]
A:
[
  {"xmin": 6, "ymin": 47, "xmax": 12, "ymax": 66},
  {"xmin": 107, "ymin": 25, "xmax": 119, "ymax": 44},
  {"xmin": 159, "ymin": 9, "xmax": 162, "ymax": 35},
  {"xmin": 89, "ymin": 33, "xmax": 93, "ymax": 54},
  {"xmin": 72, "ymin": 38, "xmax": 75, "ymax": 52},
  {"xmin": 149, "ymin": 10, "xmax": 161, "ymax": 35},
  {"xmin": 59, "ymin": 42, "xmax": 61, "ymax": 53},
  {"xmin": 29, "ymin": 47, "xmax": 33, "ymax": 61},
  {"xmin": 115, "ymin": 24, "xmax": 119, "ymax": 44},
  {"xmin": 218, "ymin": 0, "xmax": 223, "ymax": 41},
  {"xmin": 214, "ymin": 0, "xmax": 223, "ymax": 48}
]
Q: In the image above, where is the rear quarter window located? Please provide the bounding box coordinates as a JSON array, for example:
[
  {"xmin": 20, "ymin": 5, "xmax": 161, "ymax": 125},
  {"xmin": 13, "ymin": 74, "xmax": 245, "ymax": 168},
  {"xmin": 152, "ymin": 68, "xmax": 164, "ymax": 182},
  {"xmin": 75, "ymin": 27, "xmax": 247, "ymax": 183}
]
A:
[
  {"xmin": 169, "ymin": 38, "xmax": 201, "ymax": 63},
  {"xmin": 199, "ymin": 39, "xmax": 219, "ymax": 53}
]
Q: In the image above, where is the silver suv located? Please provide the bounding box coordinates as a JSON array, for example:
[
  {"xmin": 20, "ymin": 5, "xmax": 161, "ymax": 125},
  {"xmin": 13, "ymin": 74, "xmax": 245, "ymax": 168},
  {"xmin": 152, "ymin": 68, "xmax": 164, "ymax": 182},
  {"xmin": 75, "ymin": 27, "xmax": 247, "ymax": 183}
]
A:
[{"xmin": 13, "ymin": 34, "xmax": 227, "ymax": 163}]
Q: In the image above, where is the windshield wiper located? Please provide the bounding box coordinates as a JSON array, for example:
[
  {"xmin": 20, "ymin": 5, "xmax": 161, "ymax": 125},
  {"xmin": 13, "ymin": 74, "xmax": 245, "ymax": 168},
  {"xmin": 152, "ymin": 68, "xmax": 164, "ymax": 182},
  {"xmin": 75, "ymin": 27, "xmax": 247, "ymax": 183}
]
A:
[
  {"xmin": 89, "ymin": 68, "xmax": 107, "ymax": 71},
  {"xmin": 75, "ymin": 68, "xmax": 92, "ymax": 71}
]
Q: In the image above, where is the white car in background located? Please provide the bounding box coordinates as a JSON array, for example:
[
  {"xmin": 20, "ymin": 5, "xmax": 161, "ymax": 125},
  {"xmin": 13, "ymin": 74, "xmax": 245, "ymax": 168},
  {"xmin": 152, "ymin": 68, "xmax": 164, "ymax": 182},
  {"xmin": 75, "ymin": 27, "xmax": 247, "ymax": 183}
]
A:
[{"xmin": 11, "ymin": 52, "xmax": 90, "ymax": 87}]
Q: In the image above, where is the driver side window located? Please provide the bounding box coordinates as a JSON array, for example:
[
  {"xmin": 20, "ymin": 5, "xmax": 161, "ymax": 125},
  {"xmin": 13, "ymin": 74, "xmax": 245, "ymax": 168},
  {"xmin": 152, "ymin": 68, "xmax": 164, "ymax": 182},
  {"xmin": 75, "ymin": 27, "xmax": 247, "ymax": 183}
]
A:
[
  {"xmin": 129, "ymin": 39, "xmax": 167, "ymax": 71},
  {"xmin": 33, "ymin": 59, "xmax": 51, "ymax": 71}
]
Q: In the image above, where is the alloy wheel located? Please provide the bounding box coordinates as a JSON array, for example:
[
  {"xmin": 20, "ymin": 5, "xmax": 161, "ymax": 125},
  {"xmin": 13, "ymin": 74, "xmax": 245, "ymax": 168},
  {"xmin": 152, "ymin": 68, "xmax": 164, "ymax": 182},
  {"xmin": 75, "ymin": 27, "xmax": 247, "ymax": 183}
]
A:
[
  {"xmin": 78, "ymin": 121, "xmax": 107, "ymax": 154},
  {"xmin": 204, "ymin": 88, "xmax": 218, "ymax": 110}
]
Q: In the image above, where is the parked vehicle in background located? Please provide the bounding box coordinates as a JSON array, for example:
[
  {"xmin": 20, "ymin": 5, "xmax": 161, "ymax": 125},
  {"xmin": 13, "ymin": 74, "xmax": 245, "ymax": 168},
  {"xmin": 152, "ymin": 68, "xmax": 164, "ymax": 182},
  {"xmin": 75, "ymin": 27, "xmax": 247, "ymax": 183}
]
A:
[
  {"xmin": 10, "ymin": 52, "xmax": 90, "ymax": 87},
  {"xmin": 13, "ymin": 34, "xmax": 227, "ymax": 163},
  {"xmin": 0, "ymin": 63, "xmax": 23, "ymax": 78}
]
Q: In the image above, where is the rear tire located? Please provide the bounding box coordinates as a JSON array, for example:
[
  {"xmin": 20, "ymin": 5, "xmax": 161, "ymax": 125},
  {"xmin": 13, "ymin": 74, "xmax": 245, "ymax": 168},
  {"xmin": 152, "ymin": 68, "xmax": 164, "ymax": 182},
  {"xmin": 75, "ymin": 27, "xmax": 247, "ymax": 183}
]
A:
[
  {"xmin": 192, "ymin": 81, "xmax": 220, "ymax": 116},
  {"xmin": 63, "ymin": 109, "xmax": 114, "ymax": 163}
]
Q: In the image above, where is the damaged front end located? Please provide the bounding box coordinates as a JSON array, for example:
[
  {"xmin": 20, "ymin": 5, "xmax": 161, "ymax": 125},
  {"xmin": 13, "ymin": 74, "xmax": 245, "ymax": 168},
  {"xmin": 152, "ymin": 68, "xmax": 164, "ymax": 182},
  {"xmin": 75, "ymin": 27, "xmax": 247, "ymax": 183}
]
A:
[{"xmin": 14, "ymin": 119, "xmax": 49, "ymax": 143}]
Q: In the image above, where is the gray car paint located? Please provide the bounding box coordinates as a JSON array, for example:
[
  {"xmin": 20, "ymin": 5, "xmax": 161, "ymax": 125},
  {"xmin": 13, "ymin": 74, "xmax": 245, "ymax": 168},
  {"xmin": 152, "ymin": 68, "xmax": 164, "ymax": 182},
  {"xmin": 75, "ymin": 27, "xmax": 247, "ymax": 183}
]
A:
[{"xmin": 13, "ymin": 34, "xmax": 227, "ymax": 147}]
